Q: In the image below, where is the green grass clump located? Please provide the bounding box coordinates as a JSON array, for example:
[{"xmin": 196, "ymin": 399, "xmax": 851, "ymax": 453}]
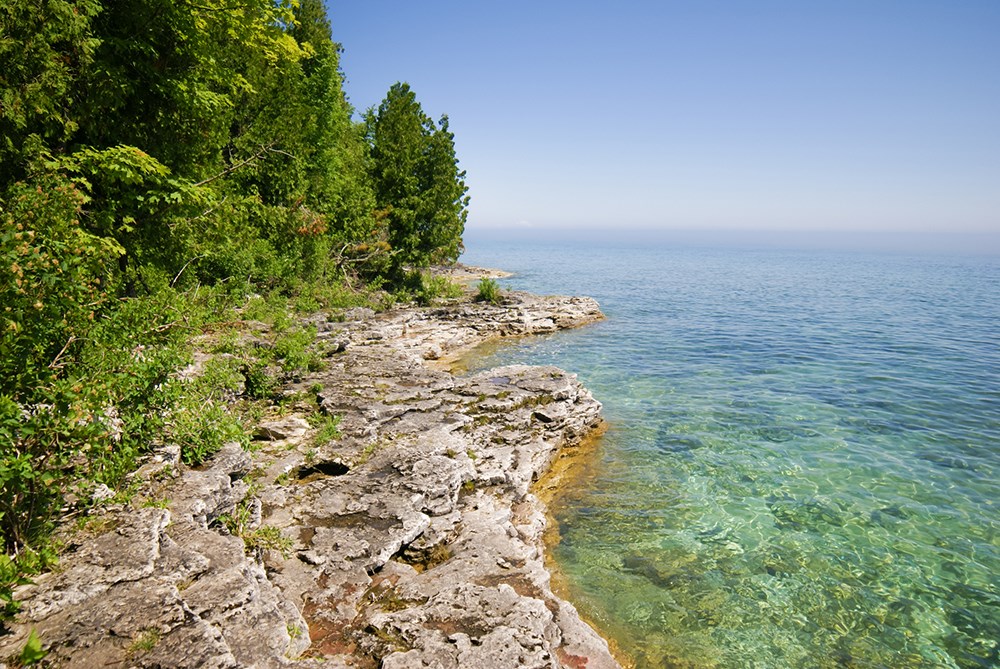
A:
[
  {"xmin": 475, "ymin": 277, "xmax": 503, "ymax": 305},
  {"xmin": 243, "ymin": 525, "xmax": 293, "ymax": 558},
  {"xmin": 127, "ymin": 628, "xmax": 161, "ymax": 655},
  {"xmin": 310, "ymin": 413, "xmax": 342, "ymax": 446},
  {"xmin": 219, "ymin": 493, "xmax": 293, "ymax": 558}
]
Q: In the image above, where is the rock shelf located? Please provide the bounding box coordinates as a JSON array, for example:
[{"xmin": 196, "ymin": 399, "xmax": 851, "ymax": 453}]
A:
[{"xmin": 1, "ymin": 290, "xmax": 619, "ymax": 669}]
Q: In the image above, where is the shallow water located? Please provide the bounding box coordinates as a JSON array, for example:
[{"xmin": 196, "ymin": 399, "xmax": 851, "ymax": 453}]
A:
[{"xmin": 460, "ymin": 240, "xmax": 999, "ymax": 668}]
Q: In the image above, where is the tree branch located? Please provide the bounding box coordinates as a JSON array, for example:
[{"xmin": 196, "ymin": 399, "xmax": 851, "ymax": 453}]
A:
[
  {"xmin": 48, "ymin": 336, "xmax": 78, "ymax": 370},
  {"xmin": 192, "ymin": 143, "xmax": 278, "ymax": 189}
]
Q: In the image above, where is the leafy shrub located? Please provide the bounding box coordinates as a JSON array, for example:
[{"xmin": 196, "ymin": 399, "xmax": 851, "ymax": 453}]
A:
[
  {"xmin": 414, "ymin": 272, "xmax": 463, "ymax": 305},
  {"xmin": 169, "ymin": 396, "xmax": 248, "ymax": 466},
  {"xmin": 1, "ymin": 174, "xmax": 122, "ymax": 399},
  {"xmin": 0, "ymin": 553, "xmax": 31, "ymax": 619},
  {"xmin": 475, "ymin": 277, "xmax": 503, "ymax": 305},
  {"xmin": 0, "ymin": 387, "xmax": 108, "ymax": 551},
  {"xmin": 18, "ymin": 628, "xmax": 47, "ymax": 664},
  {"xmin": 241, "ymin": 359, "xmax": 278, "ymax": 400},
  {"xmin": 272, "ymin": 325, "xmax": 319, "ymax": 373}
]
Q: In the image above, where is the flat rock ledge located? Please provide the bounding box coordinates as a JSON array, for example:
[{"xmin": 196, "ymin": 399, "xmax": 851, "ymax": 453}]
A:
[{"xmin": 1, "ymin": 292, "xmax": 621, "ymax": 669}]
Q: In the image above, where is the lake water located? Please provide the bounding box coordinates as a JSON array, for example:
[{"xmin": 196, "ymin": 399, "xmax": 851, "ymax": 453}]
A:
[{"xmin": 459, "ymin": 238, "xmax": 999, "ymax": 669}]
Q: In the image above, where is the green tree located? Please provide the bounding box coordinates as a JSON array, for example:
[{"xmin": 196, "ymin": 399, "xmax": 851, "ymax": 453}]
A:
[
  {"xmin": 70, "ymin": 0, "xmax": 310, "ymax": 287},
  {"xmin": 422, "ymin": 115, "xmax": 469, "ymax": 263},
  {"xmin": 288, "ymin": 0, "xmax": 377, "ymax": 251},
  {"xmin": 0, "ymin": 0, "xmax": 101, "ymax": 186},
  {"xmin": 366, "ymin": 83, "xmax": 468, "ymax": 269}
]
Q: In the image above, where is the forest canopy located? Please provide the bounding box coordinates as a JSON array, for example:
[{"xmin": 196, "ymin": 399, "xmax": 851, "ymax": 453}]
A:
[{"xmin": 0, "ymin": 0, "xmax": 469, "ymax": 593}]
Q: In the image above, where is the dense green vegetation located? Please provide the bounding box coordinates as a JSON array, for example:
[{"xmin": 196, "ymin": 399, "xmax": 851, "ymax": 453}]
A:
[
  {"xmin": 475, "ymin": 277, "xmax": 503, "ymax": 305},
  {"xmin": 0, "ymin": 0, "xmax": 469, "ymax": 617}
]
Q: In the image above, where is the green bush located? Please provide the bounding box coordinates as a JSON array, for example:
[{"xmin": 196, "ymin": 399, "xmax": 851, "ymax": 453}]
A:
[
  {"xmin": 241, "ymin": 359, "xmax": 278, "ymax": 400},
  {"xmin": 414, "ymin": 272, "xmax": 463, "ymax": 305},
  {"xmin": 475, "ymin": 277, "xmax": 503, "ymax": 305},
  {"xmin": 272, "ymin": 325, "xmax": 319, "ymax": 373},
  {"xmin": 1, "ymin": 174, "xmax": 122, "ymax": 400},
  {"xmin": 170, "ymin": 395, "xmax": 248, "ymax": 467},
  {"xmin": 0, "ymin": 554, "xmax": 22, "ymax": 618}
]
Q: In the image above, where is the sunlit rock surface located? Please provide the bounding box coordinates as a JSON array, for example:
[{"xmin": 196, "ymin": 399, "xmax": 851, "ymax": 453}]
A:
[{"xmin": 1, "ymin": 290, "xmax": 619, "ymax": 668}]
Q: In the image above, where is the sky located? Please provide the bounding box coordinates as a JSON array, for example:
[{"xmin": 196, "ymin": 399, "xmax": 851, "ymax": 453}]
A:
[{"xmin": 325, "ymin": 1, "xmax": 1000, "ymax": 246}]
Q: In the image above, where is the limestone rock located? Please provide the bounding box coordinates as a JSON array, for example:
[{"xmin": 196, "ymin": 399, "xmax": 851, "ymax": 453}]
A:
[
  {"xmin": 2, "ymin": 291, "xmax": 619, "ymax": 669},
  {"xmin": 255, "ymin": 415, "xmax": 311, "ymax": 441}
]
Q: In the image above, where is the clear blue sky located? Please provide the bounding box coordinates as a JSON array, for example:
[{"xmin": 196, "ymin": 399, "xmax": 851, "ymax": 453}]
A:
[{"xmin": 326, "ymin": 1, "xmax": 1000, "ymax": 241}]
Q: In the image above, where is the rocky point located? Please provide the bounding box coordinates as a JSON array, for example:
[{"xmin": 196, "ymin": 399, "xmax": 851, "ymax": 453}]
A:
[{"xmin": 1, "ymin": 285, "xmax": 621, "ymax": 669}]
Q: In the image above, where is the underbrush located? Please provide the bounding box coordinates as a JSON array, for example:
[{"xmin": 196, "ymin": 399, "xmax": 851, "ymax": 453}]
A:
[
  {"xmin": 0, "ymin": 273, "xmax": 391, "ymax": 624},
  {"xmin": 0, "ymin": 174, "xmax": 458, "ymax": 624}
]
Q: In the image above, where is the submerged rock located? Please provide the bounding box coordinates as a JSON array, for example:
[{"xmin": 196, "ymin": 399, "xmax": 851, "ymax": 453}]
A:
[{"xmin": 1, "ymin": 292, "xmax": 618, "ymax": 669}]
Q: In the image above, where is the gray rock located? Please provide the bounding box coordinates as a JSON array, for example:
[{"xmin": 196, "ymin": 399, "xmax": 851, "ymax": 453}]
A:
[
  {"xmin": 2, "ymin": 291, "xmax": 619, "ymax": 669},
  {"xmin": 255, "ymin": 415, "xmax": 311, "ymax": 441}
]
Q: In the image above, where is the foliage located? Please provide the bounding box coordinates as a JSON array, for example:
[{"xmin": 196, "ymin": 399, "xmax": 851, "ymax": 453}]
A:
[
  {"xmin": 127, "ymin": 628, "xmax": 161, "ymax": 656},
  {"xmin": 170, "ymin": 394, "xmax": 248, "ymax": 467},
  {"xmin": 366, "ymin": 83, "xmax": 469, "ymax": 271},
  {"xmin": 243, "ymin": 525, "xmax": 294, "ymax": 559},
  {"xmin": 0, "ymin": 553, "xmax": 31, "ymax": 619},
  {"xmin": 0, "ymin": 0, "xmax": 471, "ymax": 623},
  {"xmin": 397, "ymin": 270, "xmax": 464, "ymax": 306},
  {"xmin": 1, "ymin": 173, "xmax": 123, "ymax": 398},
  {"xmin": 272, "ymin": 325, "xmax": 320, "ymax": 373},
  {"xmin": 418, "ymin": 272, "xmax": 464, "ymax": 305},
  {"xmin": 0, "ymin": 0, "xmax": 101, "ymax": 186},
  {"xmin": 219, "ymin": 493, "xmax": 293, "ymax": 559},
  {"xmin": 241, "ymin": 359, "xmax": 278, "ymax": 401},
  {"xmin": 475, "ymin": 278, "xmax": 503, "ymax": 305},
  {"xmin": 309, "ymin": 414, "xmax": 342, "ymax": 446},
  {"xmin": 18, "ymin": 628, "xmax": 47, "ymax": 665}
]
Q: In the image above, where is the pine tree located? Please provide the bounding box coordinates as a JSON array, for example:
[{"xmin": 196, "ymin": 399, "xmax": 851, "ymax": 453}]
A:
[{"xmin": 367, "ymin": 83, "xmax": 468, "ymax": 269}]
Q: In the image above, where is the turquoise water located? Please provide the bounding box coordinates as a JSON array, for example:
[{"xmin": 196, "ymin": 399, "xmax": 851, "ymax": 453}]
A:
[{"xmin": 460, "ymin": 240, "xmax": 1000, "ymax": 669}]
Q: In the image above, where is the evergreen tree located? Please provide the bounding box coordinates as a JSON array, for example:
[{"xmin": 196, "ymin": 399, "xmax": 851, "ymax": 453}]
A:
[
  {"xmin": 422, "ymin": 115, "xmax": 469, "ymax": 263},
  {"xmin": 367, "ymin": 83, "xmax": 468, "ymax": 268},
  {"xmin": 290, "ymin": 0, "xmax": 376, "ymax": 247},
  {"xmin": 0, "ymin": 0, "xmax": 101, "ymax": 186}
]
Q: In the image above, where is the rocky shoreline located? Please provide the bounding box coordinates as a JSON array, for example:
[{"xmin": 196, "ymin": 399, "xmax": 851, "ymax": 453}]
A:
[{"xmin": 1, "ymin": 285, "xmax": 622, "ymax": 669}]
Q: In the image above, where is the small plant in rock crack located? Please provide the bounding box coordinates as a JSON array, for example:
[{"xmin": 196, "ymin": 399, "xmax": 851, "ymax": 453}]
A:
[
  {"xmin": 218, "ymin": 492, "xmax": 293, "ymax": 559},
  {"xmin": 127, "ymin": 628, "xmax": 161, "ymax": 655},
  {"xmin": 309, "ymin": 413, "xmax": 342, "ymax": 446},
  {"xmin": 243, "ymin": 525, "xmax": 293, "ymax": 559}
]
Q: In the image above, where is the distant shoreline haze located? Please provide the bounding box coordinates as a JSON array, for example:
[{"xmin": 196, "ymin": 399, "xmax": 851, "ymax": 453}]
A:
[{"xmin": 463, "ymin": 227, "xmax": 1000, "ymax": 257}]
